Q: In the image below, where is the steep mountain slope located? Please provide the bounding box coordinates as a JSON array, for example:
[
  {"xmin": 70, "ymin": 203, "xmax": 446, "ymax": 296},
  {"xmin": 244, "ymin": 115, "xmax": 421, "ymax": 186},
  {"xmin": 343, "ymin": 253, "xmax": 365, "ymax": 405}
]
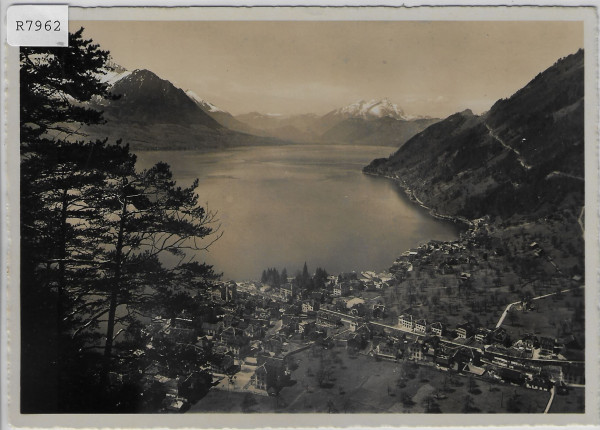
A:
[
  {"xmin": 365, "ymin": 49, "xmax": 585, "ymax": 281},
  {"xmin": 185, "ymin": 90, "xmax": 268, "ymax": 136},
  {"xmin": 99, "ymin": 69, "xmax": 222, "ymax": 128},
  {"xmin": 84, "ymin": 69, "xmax": 285, "ymax": 150},
  {"xmin": 185, "ymin": 90, "xmax": 225, "ymax": 114},
  {"xmin": 365, "ymin": 50, "xmax": 584, "ymax": 222}
]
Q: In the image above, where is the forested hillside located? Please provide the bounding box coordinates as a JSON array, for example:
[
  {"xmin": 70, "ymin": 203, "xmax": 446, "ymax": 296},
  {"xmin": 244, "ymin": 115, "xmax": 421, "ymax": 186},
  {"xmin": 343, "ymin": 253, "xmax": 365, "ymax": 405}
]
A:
[
  {"xmin": 365, "ymin": 50, "xmax": 584, "ymax": 223},
  {"xmin": 365, "ymin": 50, "xmax": 584, "ymax": 279}
]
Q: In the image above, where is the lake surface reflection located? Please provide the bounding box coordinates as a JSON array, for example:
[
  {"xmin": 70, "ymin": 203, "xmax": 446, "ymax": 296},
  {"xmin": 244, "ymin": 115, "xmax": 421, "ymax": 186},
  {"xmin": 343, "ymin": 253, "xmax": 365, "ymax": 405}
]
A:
[{"xmin": 136, "ymin": 144, "xmax": 460, "ymax": 280}]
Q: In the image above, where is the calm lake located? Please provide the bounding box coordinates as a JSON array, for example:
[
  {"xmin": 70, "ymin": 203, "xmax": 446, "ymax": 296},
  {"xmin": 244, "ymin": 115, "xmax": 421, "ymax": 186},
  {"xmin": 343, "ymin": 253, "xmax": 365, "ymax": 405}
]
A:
[{"xmin": 136, "ymin": 144, "xmax": 460, "ymax": 280}]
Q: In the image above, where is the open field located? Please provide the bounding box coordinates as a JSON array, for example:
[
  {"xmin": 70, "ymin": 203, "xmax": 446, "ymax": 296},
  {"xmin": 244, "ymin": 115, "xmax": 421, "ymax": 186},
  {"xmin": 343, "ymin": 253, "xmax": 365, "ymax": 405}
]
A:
[
  {"xmin": 190, "ymin": 344, "xmax": 551, "ymax": 413},
  {"xmin": 189, "ymin": 390, "xmax": 275, "ymax": 413},
  {"xmin": 549, "ymin": 387, "xmax": 585, "ymax": 414},
  {"xmin": 500, "ymin": 287, "xmax": 584, "ymax": 339}
]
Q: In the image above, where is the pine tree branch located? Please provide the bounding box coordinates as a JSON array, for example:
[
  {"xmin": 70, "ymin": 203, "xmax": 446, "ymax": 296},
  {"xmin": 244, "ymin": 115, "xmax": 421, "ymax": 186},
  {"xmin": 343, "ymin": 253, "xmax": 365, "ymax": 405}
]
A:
[{"xmin": 71, "ymin": 308, "xmax": 111, "ymax": 339}]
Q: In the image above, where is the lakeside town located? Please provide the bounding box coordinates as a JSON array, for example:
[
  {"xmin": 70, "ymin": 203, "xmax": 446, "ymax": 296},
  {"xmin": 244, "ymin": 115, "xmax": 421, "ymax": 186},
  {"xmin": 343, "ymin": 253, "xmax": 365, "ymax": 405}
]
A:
[{"xmin": 123, "ymin": 214, "xmax": 585, "ymax": 413}]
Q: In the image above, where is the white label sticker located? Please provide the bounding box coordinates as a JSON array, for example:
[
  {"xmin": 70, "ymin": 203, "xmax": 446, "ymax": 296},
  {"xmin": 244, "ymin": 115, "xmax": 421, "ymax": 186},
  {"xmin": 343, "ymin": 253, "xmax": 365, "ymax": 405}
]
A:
[{"xmin": 7, "ymin": 5, "xmax": 68, "ymax": 47}]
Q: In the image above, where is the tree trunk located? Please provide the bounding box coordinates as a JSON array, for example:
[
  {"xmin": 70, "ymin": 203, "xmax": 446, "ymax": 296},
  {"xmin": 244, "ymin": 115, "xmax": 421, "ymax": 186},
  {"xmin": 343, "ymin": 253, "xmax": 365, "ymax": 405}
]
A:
[
  {"xmin": 103, "ymin": 196, "xmax": 127, "ymax": 376},
  {"xmin": 55, "ymin": 187, "xmax": 69, "ymax": 403},
  {"xmin": 57, "ymin": 188, "xmax": 68, "ymax": 338}
]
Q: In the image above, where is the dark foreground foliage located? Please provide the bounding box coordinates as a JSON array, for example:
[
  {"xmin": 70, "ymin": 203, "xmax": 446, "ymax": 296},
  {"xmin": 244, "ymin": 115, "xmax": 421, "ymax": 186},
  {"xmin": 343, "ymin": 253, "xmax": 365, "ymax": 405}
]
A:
[{"xmin": 21, "ymin": 29, "xmax": 220, "ymax": 413}]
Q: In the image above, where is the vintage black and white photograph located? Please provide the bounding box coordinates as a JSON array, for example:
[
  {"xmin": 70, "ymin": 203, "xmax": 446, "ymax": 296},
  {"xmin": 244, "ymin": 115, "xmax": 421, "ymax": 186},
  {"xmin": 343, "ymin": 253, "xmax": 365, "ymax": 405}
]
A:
[{"xmin": 8, "ymin": 5, "xmax": 598, "ymax": 422}]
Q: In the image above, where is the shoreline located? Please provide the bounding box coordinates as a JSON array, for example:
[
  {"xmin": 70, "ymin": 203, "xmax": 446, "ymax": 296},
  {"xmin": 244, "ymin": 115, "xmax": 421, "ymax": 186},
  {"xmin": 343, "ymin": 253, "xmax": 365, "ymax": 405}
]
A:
[
  {"xmin": 363, "ymin": 170, "xmax": 473, "ymax": 228},
  {"xmin": 131, "ymin": 141, "xmax": 401, "ymax": 153}
]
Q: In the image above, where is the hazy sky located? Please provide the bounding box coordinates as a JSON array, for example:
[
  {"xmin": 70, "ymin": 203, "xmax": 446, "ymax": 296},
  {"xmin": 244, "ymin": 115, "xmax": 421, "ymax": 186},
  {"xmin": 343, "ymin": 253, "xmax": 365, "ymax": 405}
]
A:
[{"xmin": 73, "ymin": 20, "xmax": 583, "ymax": 118}]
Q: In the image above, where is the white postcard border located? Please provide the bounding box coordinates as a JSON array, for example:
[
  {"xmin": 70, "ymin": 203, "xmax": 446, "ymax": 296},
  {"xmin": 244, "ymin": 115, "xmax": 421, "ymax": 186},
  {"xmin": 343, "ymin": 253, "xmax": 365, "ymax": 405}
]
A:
[{"xmin": 2, "ymin": 3, "xmax": 599, "ymax": 429}]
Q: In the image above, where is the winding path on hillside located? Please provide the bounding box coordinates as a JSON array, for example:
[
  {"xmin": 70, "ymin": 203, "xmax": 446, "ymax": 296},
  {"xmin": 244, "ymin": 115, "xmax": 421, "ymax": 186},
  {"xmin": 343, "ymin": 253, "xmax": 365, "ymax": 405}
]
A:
[
  {"xmin": 484, "ymin": 123, "xmax": 532, "ymax": 170},
  {"xmin": 578, "ymin": 206, "xmax": 585, "ymax": 235},
  {"xmin": 545, "ymin": 171, "xmax": 584, "ymax": 181},
  {"xmin": 495, "ymin": 285, "xmax": 585, "ymax": 329}
]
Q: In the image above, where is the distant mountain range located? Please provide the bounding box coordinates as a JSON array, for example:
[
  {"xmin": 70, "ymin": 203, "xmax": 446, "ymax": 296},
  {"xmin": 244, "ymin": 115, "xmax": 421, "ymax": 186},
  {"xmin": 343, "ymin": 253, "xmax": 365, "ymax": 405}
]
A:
[
  {"xmin": 233, "ymin": 99, "xmax": 439, "ymax": 145},
  {"xmin": 365, "ymin": 49, "xmax": 584, "ymax": 223},
  {"xmin": 324, "ymin": 98, "xmax": 409, "ymax": 121},
  {"xmin": 81, "ymin": 63, "xmax": 439, "ymax": 150}
]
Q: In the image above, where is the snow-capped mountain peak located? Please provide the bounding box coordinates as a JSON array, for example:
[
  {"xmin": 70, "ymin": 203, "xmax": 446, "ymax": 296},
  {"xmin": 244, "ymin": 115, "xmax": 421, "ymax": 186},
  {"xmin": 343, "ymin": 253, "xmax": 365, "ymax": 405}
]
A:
[
  {"xmin": 97, "ymin": 59, "xmax": 132, "ymax": 86},
  {"xmin": 99, "ymin": 63, "xmax": 227, "ymax": 117},
  {"xmin": 335, "ymin": 98, "xmax": 407, "ymax": 120},
  {"xmin": 185, "ymin": 90, "xmax": 225, "ymax": 113}
]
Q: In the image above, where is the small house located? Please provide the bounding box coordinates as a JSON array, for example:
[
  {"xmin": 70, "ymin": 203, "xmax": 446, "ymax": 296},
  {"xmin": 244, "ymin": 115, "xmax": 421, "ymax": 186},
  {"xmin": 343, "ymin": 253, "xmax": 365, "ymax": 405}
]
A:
[
  {"xmin": 435, "ymin": 355, "xmax": 452, "ymax": 369},
  {"xmin": 407, "ymin": 340, "xmax": 424, "ymax": 361},
  {"xmin": 527, "ymin": 375, "xmax": 553, "ymax": 391},
  {"xmin": 210, "ymin": 353, "xmax": 235, "ymax": 374},
  {"xmin": 414, "ymin": 319, "xmax": 428, "ymax": 334},
  {"xmin": 539, "ymin": 337, "xmax": 555, "ymax": 355},
  {"xmin": 522, "ymin": 333, "xmax": 539, "ymax": 350},
  {"xmin": 430, "ymin": 322, "xmax": 444, "ymax": 337},
  {"xmin": 474, "ymin": 328, "xmax": 491, "ymax": 344},
  {"xmin": 456, "ymin": 323, "xmax": 473, "ymax": 339},
  {"xmin": 499, "ymin": 368, "xmax": 525, "ymax": 385},
  {"xmin": 399, "ymin": 314, "xmax": 414, "ymax": 331},
  {"xmin": 202, "ymin": 321, "xmax": 223, "ymax": 337}
]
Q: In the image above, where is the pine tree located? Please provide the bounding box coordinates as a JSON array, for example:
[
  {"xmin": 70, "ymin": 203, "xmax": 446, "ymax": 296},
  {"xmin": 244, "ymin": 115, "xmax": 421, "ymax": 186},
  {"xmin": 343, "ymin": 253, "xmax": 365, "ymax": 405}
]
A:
[
  {"xmin": 20, "ymin": 28, "xmax": 128, "ymax": 412},
  {"xmin": 98, "ymin": 162, "xmax": 221, "ymax": 376},
  {"xmin": 20, "ymin": 28, "xmax": 221, "ymax": 412},
  {"xmin": 314, "ymin": 267, "xmax": 328, "ymax": 289},
  {"xmin": 20, "ymin": 27, "xmax": 116, "ymax": 143},
  {"xmin": 272, "ymin": 267, "xmax": 281, "ymax": 287},
  {"xmin": 302, "ymin": 262, "xmax": 309, "ymax": 280}
]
